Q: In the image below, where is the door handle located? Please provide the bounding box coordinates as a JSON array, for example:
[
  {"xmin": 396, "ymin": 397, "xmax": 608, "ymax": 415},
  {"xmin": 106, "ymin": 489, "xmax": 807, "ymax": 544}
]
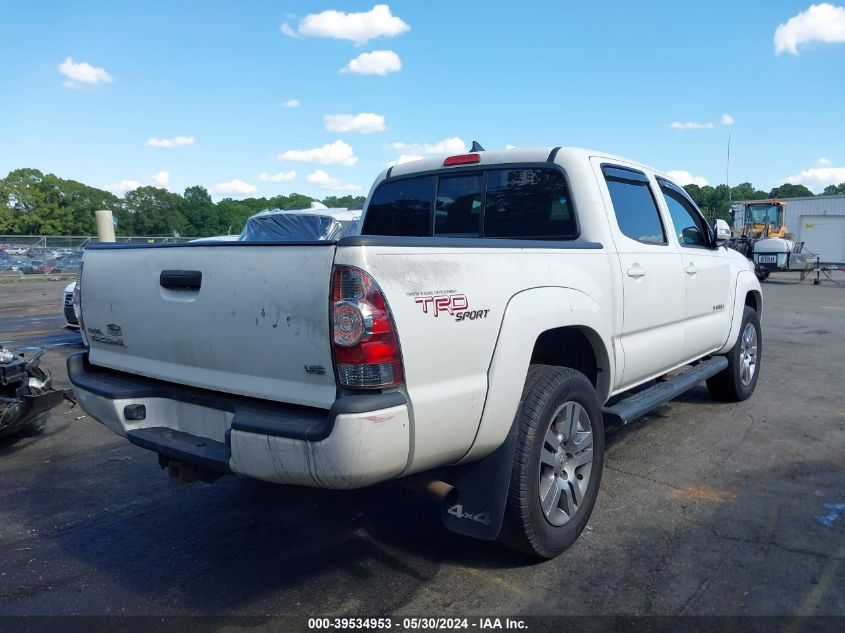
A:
[
  {"xmin": 685, "ymin": 263, "xmax": 698, "ymax": 276},
  {"xmin": 160, "ymin": 270, "xmax": 202, "ymax": 290},
  {"xmin": 626, "ymin": 265, "xmax": 646, "ymax": 279}
]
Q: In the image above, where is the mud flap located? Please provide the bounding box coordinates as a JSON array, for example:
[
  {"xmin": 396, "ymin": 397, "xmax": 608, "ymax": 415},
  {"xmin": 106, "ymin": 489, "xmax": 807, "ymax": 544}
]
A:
[{"xmin": 440, "ymin": 422, "xmax": 519, "ymax": 541}]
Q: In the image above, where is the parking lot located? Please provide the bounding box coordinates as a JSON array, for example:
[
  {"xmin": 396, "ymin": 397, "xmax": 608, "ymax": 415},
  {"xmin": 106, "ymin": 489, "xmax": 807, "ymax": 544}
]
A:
[
  {"xmin": 0, "ymin": 245, "xmax": 83, "ymax": 278},
  {"xmin": 1, "ymin": 275, "xmax": 843, "ymax": 617}
]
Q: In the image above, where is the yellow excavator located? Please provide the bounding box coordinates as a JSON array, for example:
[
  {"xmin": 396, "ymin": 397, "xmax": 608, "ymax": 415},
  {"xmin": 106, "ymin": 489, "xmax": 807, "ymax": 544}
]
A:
[{"xmin": 730, "ymin": 199, "xmax": 812, "ymax": 280}]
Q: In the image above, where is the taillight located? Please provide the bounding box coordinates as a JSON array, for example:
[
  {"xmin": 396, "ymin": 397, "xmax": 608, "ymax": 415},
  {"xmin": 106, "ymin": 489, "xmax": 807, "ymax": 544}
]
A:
[
  {"xmin": 72, "ymin": 268, "xmax": 88, "ymax": 347},
  {"xmin": 331, "ymin": 265, "xmax": 403, "ymax": 389}
]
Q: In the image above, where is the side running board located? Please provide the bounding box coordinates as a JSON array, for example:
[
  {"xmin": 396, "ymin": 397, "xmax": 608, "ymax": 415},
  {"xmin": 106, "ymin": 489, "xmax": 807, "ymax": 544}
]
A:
[{"xmin": 602, "ymin": 357, "xmax": 729, "ymax": 426}]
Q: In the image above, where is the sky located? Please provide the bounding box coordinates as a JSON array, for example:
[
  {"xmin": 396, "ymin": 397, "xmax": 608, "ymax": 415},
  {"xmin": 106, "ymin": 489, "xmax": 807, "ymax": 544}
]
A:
[{"xmin": 1, "ymin": 1, "xmax": 844, "ymax": 200}]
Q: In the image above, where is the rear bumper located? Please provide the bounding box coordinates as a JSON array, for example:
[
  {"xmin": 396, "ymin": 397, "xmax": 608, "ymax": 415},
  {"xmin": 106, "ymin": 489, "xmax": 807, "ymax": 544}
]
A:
[{"xmin": 67, "ymin": 352, "xmax": 410, "ymax": 489}]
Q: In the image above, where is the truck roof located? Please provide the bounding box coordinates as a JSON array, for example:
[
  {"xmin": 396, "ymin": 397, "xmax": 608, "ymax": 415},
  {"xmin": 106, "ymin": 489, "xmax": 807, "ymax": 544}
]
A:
[{"xmin": 386, "ymin": 146, "xmax": 664, "ymax": 181}]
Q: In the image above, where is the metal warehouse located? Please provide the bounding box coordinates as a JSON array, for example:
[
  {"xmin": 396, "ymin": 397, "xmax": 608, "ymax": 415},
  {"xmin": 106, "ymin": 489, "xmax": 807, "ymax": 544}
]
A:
[{"xmin": 733, "ymin": 195, "xmax": 845, "ymax": 264}]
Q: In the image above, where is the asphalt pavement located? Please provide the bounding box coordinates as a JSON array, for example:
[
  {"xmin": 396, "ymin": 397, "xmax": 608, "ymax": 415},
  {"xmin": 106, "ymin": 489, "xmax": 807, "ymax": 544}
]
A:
[{"xmin": 0, "ymin": 276, "xmax": 843, "ymax": 617}]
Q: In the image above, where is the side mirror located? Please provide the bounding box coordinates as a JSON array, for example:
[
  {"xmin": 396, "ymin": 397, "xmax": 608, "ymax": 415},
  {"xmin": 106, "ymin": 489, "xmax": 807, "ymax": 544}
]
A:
[
  {"xmin": 713, "ymin": 219, "xmax": 731, "ymax": 246},
  {"xmin": 681, "ymin": 226, "xmax": 703, "ymax": 245}
]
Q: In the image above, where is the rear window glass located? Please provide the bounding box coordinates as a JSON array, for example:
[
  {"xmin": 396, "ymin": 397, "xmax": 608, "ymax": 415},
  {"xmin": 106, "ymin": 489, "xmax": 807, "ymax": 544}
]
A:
[
  {"xmin": 362, "ymin": 167, "xmax": 576, "ymax": 240},
  {"xmin": 363, "ymin": 176, "xmax": 435, "ymax": 236},
  {"xmin": 485, "ymin": 169, "xmax": 574, "ymax": 239},
  {"xmin": 435, "ymin": 175, "xmax": 483, "ymax": 236}
]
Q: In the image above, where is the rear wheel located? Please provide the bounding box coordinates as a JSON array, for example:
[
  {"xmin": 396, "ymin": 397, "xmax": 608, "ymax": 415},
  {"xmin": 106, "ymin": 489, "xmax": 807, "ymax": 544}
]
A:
[
  {"xmin": 706, "ymin": 306, "xmax": 761, "ymax": 402},
  {"xmin": 498, "ymin": 365, "xmax": 604, "ymax": 559}
]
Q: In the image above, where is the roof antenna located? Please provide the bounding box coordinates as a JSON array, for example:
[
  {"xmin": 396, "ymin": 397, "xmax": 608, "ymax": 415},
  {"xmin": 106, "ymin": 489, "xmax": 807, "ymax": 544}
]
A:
[{"xmin": 470, "ymin": 141, "xmax": 485, "ymax": 152}]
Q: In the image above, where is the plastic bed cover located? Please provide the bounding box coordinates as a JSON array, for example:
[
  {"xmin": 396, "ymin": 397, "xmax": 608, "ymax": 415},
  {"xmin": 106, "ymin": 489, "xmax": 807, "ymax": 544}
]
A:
[{"xmin": 239, "ymin": 207, "xmax": 362, "ymax": 242}]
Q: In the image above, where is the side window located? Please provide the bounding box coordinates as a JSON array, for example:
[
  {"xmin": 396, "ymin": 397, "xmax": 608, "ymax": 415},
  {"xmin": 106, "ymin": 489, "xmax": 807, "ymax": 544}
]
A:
[
  {"xmin": 602, "ymin": 166, "xmax": 666, "ymax": 245},
  {"xmin": 484, "ymin": 169, "xmax": 576, "ymax": 239},
  {"xmin": 362, "ymin": 176, "xmax": 435, "ymax": 236},
  {"xmin": 658, "ymin": 181, "xmax": 711, "ymax": 247},
  {"xmin": 435, "ymin": 174, "xmax": 483, "ymax": 236}
]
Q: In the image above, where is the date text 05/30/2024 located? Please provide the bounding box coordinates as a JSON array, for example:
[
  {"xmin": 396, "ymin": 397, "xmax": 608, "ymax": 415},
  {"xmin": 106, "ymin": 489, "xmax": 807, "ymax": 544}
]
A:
[{"xmin": 307, "ymin": 617, "xmax": 528, "ymax": 630}]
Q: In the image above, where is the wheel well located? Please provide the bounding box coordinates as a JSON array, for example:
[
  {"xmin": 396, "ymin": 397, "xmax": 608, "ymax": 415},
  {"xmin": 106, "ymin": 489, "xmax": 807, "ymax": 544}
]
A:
[
  {"xmin": 745, "ymin": 290, "xmax": 762, "ymax": 314},
  {"xmin": 529, "ymin": 326, "xmax": 610, "ymax": 401}
]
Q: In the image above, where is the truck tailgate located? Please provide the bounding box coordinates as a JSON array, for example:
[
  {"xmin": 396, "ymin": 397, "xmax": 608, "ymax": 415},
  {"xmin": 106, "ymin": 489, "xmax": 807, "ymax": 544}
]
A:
[{"xmin": 81, "ymin": 243, "xmax": 337, "ymax": 408}]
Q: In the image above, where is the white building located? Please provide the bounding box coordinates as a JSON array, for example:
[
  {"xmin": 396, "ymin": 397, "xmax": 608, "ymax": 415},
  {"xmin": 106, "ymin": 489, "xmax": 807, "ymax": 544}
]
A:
[{"xmin": 733, "ymin": 195, "xmax": 845, "ymax": 264}]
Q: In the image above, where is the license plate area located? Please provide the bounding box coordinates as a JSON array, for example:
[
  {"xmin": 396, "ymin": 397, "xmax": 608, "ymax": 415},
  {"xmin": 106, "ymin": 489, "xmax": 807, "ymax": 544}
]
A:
[{"xmin": 758, "ymin": 255, "xmax": 777, "ymax": 264}]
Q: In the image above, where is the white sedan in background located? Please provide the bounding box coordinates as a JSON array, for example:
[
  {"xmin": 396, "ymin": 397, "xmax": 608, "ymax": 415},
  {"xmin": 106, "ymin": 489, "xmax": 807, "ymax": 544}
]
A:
[{"xmin": 63, "ymin": 282, "xmax": 79, "ymax": 328}]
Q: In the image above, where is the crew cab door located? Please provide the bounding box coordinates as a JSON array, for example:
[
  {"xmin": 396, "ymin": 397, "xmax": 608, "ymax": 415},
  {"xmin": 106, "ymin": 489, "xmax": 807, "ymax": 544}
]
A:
[
  {"xmin": 594, "ymin": 161, "xmax": 686, "ymax": 387},
  {"xmin": 655, "ymin": 178, "xmax": 732, "ymax": 358}
]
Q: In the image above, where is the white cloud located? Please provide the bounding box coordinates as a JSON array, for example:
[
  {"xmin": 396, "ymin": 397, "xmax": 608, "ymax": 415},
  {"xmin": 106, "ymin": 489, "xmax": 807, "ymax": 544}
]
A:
[
  {"xmin": 670, "ymin": 121, "xmax": 715, "ymax": 130},
  {"xmin": 784, "ymin": 164, "xmax": 845, "ymax": 191},
  {"xmin": 385, "ymin": 138, "xmax": 467, "ymax": 166},
  {"xmin": 281, "ymin": 99, "xmax": 300, "ymax": 108},
  {"xmin": 388, "ymin": 137, "xmax": 467, "ymax": 155},
  {"xmin": 306, "ymin": 169, "xmax": 362, "ymax": 191},
  {"xmin": 774, "ymin": 3, "xmax": 845, "ymax": 55},
  {"xmin": 277, "ymin": 139, "xmax": 358, "ymax": 166},
  {"xmin": 58, "ymin": 57, "xmax": 113, "ymax": 88},
  {"xmin": 818, "ymin": 157, "xmax": 832, "ymax": 165},
  {"xmin": 104, "ymin": 171, "xmax": 170, "ymax": 194},
  {"xmin": 341, "ymin": 50, "xmax": 401, "ymax": 75},
  {"xmin": 665, "ymin": 170, "xmax": 710, "ymax": 187},
  {"xmin": 258, "ymin": 170, "xmax": 296, "ymax": 183},
  {"xmin": 282, "ymin": 4, "xmax": 409, "ymax": 46},
  {"xmin": 210, "ymin": 179, "xmax": 258, "ymax": 196},
  {"xmin": 506, "ymin": 144, "xmax": 517, "ymax": 149},
  {"xmin": 280, "ymin": 23, "xmax": 301, "ymax": 39},
  {"xmin": 721, "ymin": 113, "xmax": 735, "ymax": 125},
  {"xmin": 104, "ymin": 179, "xmax": 142, "ymax": 194},
  {"xmin": 386, "ymin": 154, "xmax": 424, "ymax": 167},
  {"xmin": 145, "ymin": 136, "xmax": 195, "ymax": 148},
  {"xmin": 324, "ymin": 112, "xmax": 386, "ymax": 134},
  {"xmin": 151, "ymin": 170, "xmax": 170, "ymax": 188}
]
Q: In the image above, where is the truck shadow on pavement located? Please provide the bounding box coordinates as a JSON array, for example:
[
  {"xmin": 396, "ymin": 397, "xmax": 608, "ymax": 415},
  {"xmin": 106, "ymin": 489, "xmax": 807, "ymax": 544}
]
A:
[
  {"xmin": 11, "ymin": 443, "xmax": 527, "ymax": 614},
  {"xmin": 7, "ymin": 395, "xmax": 844, "ymax": 616},
  {"xmin": 0, "ymin": 402, "xmax": 77, "ymax": 456}
]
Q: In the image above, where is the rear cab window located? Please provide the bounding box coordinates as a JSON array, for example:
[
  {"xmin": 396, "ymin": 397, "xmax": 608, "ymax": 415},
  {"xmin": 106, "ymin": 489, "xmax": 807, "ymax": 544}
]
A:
[
  {"xmin": 362, "ymin": 166, "xmax": 577, "ymax": 240},
  {"xmin": 435, "ymin": 175, "xmax": 483, "ymax": 236},
  {"xmin": 364, "ymin": 177, "xmax": 435, "ymax": 237}
]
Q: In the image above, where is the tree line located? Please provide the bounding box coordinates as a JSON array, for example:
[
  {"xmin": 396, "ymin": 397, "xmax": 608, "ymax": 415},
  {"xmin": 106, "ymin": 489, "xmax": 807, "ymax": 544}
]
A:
[
  {"xmin": 0, "ymin": 168, "xmax": 365, "ymax": 237},
  {"xmin": 685, "ymin": 181, "xmax": 844, "ymax": 222},
  {"xmin": 1, "ymin": 167, "xmax": 843, "ymax": 237}
]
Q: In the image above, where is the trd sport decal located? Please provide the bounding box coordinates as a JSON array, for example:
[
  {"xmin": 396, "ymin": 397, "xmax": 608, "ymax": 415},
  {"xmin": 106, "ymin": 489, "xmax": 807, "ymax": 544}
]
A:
[{"xmin": 412, "ymin": 293, "xmax": 490, "ymax": 322}]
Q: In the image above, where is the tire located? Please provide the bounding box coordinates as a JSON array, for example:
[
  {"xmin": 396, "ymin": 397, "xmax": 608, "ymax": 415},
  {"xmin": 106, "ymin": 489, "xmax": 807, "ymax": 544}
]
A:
[
  {"xmin": 497, "ymin": 365, "xmax": 604, "ymax": 559},
  {"xmin": 706, "ymin": 306, "xmax": 762, "ymax": 402}
]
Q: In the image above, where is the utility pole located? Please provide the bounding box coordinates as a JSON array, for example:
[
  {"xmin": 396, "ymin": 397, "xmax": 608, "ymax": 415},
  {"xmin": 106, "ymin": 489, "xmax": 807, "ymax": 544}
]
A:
[{"xmin": 726, "ymin": 132, "xmax": 732, "ymax": 217}]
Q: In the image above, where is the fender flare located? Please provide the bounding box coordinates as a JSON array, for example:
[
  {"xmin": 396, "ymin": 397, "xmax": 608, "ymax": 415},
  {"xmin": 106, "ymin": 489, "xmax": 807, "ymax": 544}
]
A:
[
  {"xmin": 458, "ymin": 286, "xmax": 613, "ymax": 465},
  {"xmin": 716, "ymin": 270, "xmax": 762, "ymax": 355}
]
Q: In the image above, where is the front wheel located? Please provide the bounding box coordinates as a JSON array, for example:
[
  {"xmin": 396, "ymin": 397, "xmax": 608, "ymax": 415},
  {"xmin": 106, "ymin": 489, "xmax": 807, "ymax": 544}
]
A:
[
  {"xmin": 497, "ymin": 365, "xmax": 604, "ymax": 559},
  {"xmin": 706, "ymin": 306, "xmax": 762, "ymax": 401}
]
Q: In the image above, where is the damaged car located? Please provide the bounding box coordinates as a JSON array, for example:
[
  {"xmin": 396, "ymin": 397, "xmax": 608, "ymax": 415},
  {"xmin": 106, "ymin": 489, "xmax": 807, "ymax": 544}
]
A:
[{"xmin": 0, "ymin": 346, "xmax": 69, "ymax": 438}]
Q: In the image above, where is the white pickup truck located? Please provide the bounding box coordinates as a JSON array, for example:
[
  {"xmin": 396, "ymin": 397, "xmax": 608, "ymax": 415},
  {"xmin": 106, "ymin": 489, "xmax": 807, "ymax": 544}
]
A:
[{"xmin": 69, "ymin": 147, "xmax": 762, "ymax": 558}]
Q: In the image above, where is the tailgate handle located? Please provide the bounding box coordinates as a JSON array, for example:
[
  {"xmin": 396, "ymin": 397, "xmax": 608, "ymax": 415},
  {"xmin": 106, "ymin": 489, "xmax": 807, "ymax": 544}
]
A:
[{"xmin": 160, "ymin": 270, "xmax": 202, "ymax": 291}]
